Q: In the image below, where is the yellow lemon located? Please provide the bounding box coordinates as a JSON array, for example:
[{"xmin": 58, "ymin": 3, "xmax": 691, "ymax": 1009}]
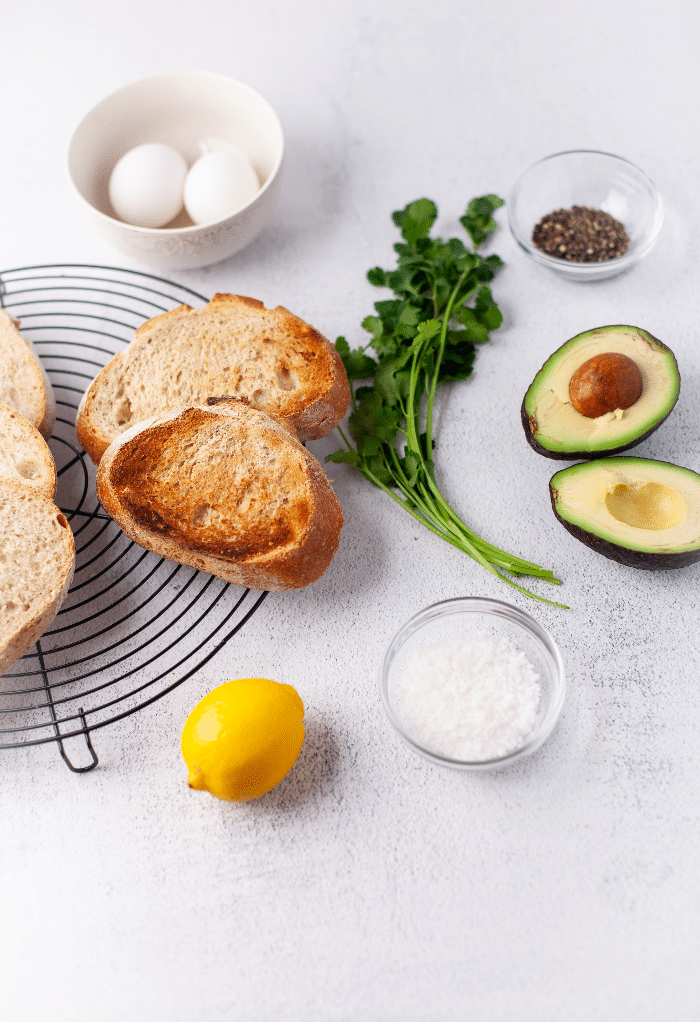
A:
[{"xmin": 181, "ymin": 678, "xmax": 305, "ymax": 802}]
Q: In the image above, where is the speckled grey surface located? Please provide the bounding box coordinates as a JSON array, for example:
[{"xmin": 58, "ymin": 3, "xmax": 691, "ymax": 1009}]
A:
[{"xmin": 1, "ymin": 1, "xmax": 700, "ymax": 1019}]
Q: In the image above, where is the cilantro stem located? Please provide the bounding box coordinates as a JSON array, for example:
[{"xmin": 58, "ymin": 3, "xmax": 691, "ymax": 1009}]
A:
[
  {"xmin": 404, "ymin": 335, "xmax": 426, "ymax": 455},
  {"xmin": 424, "ymin": 275, "xmax": 475, "ymax": 453},
  {"xmin": 380, "ymin": 442, "xmax": 565, "ymax": 605},
  {"xmin": 369, "ymin": 459, "xmax": 567, "ymax": 608}
]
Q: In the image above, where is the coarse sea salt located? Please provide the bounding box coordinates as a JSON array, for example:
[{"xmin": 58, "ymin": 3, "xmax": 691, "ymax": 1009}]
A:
[{"xmin": 398, "ymin": 632, "xmax": 541, "ymax": 762}]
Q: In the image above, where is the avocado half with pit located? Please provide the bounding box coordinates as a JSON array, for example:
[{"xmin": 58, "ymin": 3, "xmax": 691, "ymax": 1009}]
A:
[
  {"xmin": 550, "ymin": 457, "xmax": 700, "ymax": 569},
  {"xmin": 522, "ymin": 326, "xmax": 680, "ymax": 459}
]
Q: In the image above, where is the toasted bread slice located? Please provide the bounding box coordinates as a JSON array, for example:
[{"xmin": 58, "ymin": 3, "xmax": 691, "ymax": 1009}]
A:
[
  {"xmin": 0, "ymin": 308, "xmax": 56, "ymax": 440},
  {"xmin": 0, "ymin": 482, "xmax": 75, "ymax": 676},
  {"xmin": 96, "ymin": 401, "xmax": 344, "ymax": 591},
  {"xmin": 76, "ymin": 293, "xmax": 350, "ymax": 463},
  {"xmin": 0, "ymin": 401, "xmax": 57, "ymax": 498}
]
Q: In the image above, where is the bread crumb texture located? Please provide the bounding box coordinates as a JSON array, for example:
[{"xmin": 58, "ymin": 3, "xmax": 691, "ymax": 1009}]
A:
[
  {"xmin": 0, "ymin": 401, "xmax": 57, "ymax": 498},
  {"xmin": 0, "ymin": 310, "xmax": 49, "ymax": 433},
  {"xmin": 0, "ymin": 483, "xmax": 75, "ymax": 674}
]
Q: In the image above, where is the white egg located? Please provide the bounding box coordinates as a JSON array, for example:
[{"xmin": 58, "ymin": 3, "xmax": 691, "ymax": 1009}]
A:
[
  {"xmin": 183, "ymin": 148, "xmax": 260, "ymax": 226},
  {"xmin": 109, "ymin": 143, "xmax": 187, "ymax": 228}
]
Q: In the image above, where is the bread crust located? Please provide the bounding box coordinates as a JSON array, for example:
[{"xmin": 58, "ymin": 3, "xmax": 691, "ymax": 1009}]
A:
[
  {"xmin": 76, "ymin": 293, "xmax": 350, "ymax": 463},
  {"xmin": 0, "ymin": 482, "xmax": 75, "ymax": 676},
  {"xmin": 0, "ymin": 309, "xmax": 56, "ymax": 440},
  {"xmin": 96, "ymin": 402, "xmax": 344, "ymax": 591}
]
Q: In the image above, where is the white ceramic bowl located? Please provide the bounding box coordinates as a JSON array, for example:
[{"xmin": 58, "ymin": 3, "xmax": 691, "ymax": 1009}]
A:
[
  {"xmin": 67, "ymin": 72, "xmax": 284, "ymax": 270},
  {"xmin": 380, "ymin": 597, "xmax": 566, "ymax": 771},
  {"xmin": 508, "ymin": 150, "xmax": 664, "ymax": 282}
]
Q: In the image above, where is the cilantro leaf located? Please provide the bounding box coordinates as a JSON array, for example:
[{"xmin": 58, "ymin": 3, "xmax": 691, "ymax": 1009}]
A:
[
  {"xmin": 335, "ymin": 336, "xmax": 378, "ymax": 381},
  {"xmin": 348, "ymin": 391, "xmax": 401, "ymax": 454},
  {"xmin": 392, "ymin": 199, "xmax": 438, "ymax": 245},
  {"xmin": 460, "ymin": 194, "xmax": 505, "ymax": 247}
]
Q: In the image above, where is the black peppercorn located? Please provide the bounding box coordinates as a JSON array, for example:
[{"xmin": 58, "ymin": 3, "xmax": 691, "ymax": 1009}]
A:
[{"xmin": 532, "ymin": 206, "xmax": 629, "ymax": 262}]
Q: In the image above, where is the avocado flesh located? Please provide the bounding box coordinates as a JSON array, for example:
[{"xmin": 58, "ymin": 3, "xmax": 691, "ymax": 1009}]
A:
[
  {"xmin": 522, "ymin": 326, "xmax": 680, "ymax": 459},
  {"xmin": 550, "ymin": 457, "xmax": 700, "ymax": 569}
]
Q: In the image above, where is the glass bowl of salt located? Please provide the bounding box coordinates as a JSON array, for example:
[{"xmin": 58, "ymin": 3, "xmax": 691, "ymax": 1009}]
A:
[{"xmin": 380, "ymin": 597, "xmax": 565, "ymax": 771}]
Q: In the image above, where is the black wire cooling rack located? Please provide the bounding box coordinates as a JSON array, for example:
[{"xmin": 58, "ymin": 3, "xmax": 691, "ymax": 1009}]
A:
[{"xmin": 0, "ymin": 264, "xmax": 268, "ymax": 771}]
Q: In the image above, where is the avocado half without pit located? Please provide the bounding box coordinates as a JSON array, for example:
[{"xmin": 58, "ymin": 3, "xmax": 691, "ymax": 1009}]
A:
[
  {"xmin": 549, "ymin": 458, "xmax": 700, "ymax": 569},
  {"xmin": 522, "ymin": 326, "xmax": 680, "ymax": 459}
]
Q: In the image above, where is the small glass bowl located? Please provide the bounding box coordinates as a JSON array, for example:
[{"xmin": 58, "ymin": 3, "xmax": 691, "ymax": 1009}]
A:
[
  {"xmin": 508, "ymin": 150, "xmax": 664, "ymax": 282},
  {"xmin": 380, "ymin": 597, "xmax": 565, "ymax": 771}
]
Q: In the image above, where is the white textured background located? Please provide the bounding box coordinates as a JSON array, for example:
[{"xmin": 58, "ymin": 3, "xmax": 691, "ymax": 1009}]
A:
[{"xmin": 1, "ymin": 1, "xmax": 700, "ymax": 1020}]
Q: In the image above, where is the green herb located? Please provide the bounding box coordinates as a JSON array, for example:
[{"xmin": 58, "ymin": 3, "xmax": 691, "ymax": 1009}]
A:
[{"xmin": 327, "ymin": 195, "xmax": 566, "ymax": 607}]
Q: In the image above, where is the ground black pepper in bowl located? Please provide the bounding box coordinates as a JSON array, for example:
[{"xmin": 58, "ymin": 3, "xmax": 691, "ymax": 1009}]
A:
[{"xmin": 532, "ymin": 206, "xmax": 629, "ymax": 263}]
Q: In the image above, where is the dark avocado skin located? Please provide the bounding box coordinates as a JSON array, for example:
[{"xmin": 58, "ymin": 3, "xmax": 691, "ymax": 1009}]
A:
[
  {"xmin": 549, "ymin": 484, "xmax": 700, "ymax": 570},
  {"xmin": 522, "ymin": 398, "xmax": 677, "ymax": 461}
]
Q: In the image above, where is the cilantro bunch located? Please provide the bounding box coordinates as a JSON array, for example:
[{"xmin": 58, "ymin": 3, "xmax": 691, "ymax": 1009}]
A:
[{"xmin": 328, "ymin": 196, "xmax": 565, "ymax": 606}]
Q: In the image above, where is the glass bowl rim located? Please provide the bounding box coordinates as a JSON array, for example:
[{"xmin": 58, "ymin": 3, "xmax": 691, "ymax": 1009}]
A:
[
  {"xmin": 379, "ymin": 596, "xmax": 566, "ymax": 771},
  {"xmin": 507, "ymin": 148, "xmax": 664, "ymax": 277}
]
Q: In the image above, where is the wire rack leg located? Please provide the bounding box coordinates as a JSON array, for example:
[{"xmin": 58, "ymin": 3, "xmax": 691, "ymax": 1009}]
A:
[
  {"xmin": 56, "ymin": 710, "xmax": 99, "ymax": 773},
  {"xmin": 37, "ymin": 642, "xmax": 99, "ymax": 772}
]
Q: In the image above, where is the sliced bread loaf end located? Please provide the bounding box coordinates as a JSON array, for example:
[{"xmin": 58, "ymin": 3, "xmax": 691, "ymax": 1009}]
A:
[{"xmin": 0, "ymin": 309, "xmax": 56, "ymax": 440}]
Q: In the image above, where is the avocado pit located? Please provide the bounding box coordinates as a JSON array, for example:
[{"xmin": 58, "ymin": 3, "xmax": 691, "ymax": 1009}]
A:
[
  {"xmin": 521, "ymin": 325, "xmax": 680, "ymax": 459},
  {"xmin": 569, "ymin": 352, "xmax": 643, "ymax": 419}
]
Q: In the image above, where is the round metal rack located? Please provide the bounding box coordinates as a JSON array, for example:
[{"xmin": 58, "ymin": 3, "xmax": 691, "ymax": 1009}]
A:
[{"xmin": 0, "ymin": 264, "xmax": 268, "ymax": 770}]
